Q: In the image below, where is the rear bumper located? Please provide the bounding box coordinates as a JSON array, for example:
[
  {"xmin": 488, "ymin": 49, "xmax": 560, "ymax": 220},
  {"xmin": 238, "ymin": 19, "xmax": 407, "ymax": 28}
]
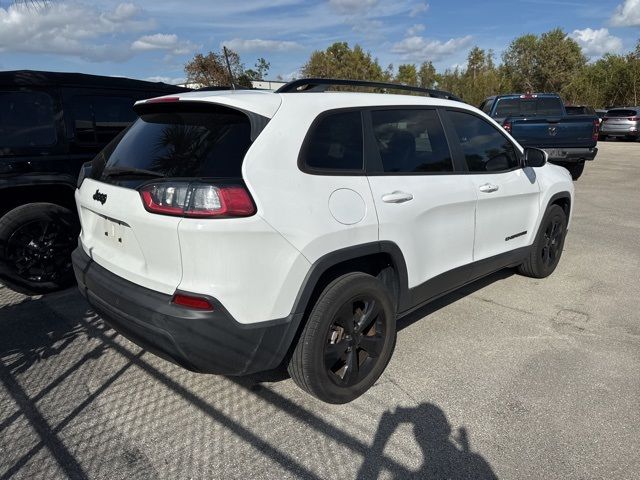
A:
[
  {"xmin": 600, "ymin": 124, "xmax": 639, "ymax": 136},
  {"xmin": 543, "ymin": 147, "xmax": 598, "ymax": 163},
  {"xmin": 72, "ymin": 246, "xmax": 301, "ymax": 375}
]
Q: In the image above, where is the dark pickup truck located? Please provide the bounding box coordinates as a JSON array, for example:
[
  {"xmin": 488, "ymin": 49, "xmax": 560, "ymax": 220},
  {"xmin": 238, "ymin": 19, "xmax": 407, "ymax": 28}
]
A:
[
  {"xmin": 480, "ymin": 93, "xmax": 599, "ymax": 180},
  {"xmin": 0, "ymin": 70, "xmax": 189, "ymax": 293}
]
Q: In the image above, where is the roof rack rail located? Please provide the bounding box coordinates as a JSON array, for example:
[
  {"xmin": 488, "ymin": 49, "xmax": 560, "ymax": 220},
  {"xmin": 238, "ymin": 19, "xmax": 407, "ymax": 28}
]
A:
[
  {"xmin": 275, "ymin": 78, "xmax": 462, "ymax": 102},
  {"xmin": 196, "ymin": 85, "xmax": 252, "ymax": 92}
]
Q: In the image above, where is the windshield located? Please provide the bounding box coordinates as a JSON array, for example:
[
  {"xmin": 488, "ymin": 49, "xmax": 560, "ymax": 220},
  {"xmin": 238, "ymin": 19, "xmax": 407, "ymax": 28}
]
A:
[
  {"xmin": 494, "ymin": 97, "xmax": 564, "ymax": 118},
  {"xmin": 92, "ymin": 105, "xmax": 252, "ymax": 183}
]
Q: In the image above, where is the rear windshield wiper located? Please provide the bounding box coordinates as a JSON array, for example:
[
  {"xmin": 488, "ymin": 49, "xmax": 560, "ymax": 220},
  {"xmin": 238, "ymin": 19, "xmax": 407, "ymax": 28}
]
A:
[{"xmin": 102, "ymin": 167, "xmax": 166, "ymax": 179}]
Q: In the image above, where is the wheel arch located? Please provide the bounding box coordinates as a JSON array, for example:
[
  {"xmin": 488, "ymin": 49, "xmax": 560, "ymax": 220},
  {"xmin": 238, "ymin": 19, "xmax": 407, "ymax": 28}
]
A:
[
  {"xmin": 0, "ymin": 183, "xmax": 77, "ymax": 218},
  {"xmin": 291, "ymin": 241, "xmax": 410, "ymax": 319},
  {"xmin": 547, "ymin": 191, "xmax": 571, "ymax": 219}
]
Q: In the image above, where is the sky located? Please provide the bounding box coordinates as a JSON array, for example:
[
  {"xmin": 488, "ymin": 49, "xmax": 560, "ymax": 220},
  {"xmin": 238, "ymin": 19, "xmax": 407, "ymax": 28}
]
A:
[{"xmin": 0, "ymin": 0, "xmax": 639, "ymax": 84}]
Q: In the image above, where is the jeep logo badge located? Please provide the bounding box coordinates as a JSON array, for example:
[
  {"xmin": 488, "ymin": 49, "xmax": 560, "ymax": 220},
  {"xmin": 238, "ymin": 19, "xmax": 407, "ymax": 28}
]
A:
[{"xmin": 93, "ymin": 189, "xmax": 107, "ymax": 205}]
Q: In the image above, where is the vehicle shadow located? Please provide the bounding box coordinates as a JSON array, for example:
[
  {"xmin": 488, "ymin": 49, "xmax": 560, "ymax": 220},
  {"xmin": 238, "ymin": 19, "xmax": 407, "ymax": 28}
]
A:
[
  {"xmin": 356, "ymin": 403, "xmax": 497, "ymax": 480},
  {"xmin": 0, "ymin": 268, "xmax": 511, "ymax": 479}
]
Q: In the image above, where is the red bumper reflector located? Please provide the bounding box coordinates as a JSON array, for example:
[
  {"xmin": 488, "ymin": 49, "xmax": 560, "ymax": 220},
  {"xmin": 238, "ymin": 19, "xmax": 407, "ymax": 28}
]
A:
[{"xmin": 172, "ymin": 293, "xmax": 213, "ymax": 310}]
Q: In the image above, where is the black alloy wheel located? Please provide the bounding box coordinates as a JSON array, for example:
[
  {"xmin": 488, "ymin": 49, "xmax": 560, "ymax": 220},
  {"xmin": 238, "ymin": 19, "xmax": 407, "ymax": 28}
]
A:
[
  {"xmin": 540, "ymin": 215, "xmax": 564, "ymax": 269},
  {"xmin": 0, "ymin": 203, "xmax": 79, "ymax": 292},
  {"xmin": 518, "ymin": 204, "xmax": 567, "ymax": 279},
  {"xmin": 288, "ymin": 272, "xmax": 396, "ymax": 404},
  {"xmin": 324, "ymin": 294, "xmax": 387, "ymax": 387}
]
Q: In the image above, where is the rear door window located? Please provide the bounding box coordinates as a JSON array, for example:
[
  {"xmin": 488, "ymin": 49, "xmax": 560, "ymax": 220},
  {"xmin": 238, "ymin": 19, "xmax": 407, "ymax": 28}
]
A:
[
  {"xmin": 72, "ymin": 96, "xmax": 137, "ymax": 145},
  {"xmin": 0, "ymin": 91, "xmax": 57, "ymax": 147},
  {"xmin": 95, "ymin": 105, "xmax": 252, "ymax": 182},
  {"xmin": 370, "ymin": 109, "xmax": 453, "ymax": 173},
  {"xmin": 300, "ymin": 111, "xmax": 363, "ymax": 172}
]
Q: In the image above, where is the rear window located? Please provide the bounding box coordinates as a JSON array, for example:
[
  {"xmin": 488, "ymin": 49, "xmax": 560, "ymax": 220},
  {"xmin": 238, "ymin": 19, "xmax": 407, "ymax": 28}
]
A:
[
  {"xmin": 95, "ymin": 105, "xmax": 252, "ymax": 180},
  {"xmin": 0, "ymin": 91, "xmax": 57, "ymax": 148},
  {"xmin": 494, "ymin": 97, "xmax": 563, "ymax": 117},
  {"xmin": 606, "ymin": 109, "xmax": 637, "ymax": 118}
]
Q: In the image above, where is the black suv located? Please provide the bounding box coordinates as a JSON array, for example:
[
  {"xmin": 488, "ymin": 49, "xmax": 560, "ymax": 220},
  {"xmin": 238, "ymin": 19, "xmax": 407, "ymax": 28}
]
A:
[{"xmin": 0, "ymin": 70, "xmax": 189, "ymax": 292}]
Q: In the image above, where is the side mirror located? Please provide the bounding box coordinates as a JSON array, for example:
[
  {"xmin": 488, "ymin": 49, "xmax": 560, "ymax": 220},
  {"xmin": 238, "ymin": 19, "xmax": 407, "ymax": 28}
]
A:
[{"xmin": 524, "ymin": 147, "xmax": 547, "ymax": 168}]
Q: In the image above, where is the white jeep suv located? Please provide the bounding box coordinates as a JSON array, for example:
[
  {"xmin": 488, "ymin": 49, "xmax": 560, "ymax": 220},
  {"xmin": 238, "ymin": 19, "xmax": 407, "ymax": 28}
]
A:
[{"xmin": 73, "ymin": 79, "xmax": 574, "ymax": 404}]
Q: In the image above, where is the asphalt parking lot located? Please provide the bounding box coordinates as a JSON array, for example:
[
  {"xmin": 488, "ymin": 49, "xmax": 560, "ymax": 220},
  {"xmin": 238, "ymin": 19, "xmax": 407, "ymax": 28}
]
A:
[{"xmin": 1, "ymin": 141, "xmax": 639, "ymax": 480}]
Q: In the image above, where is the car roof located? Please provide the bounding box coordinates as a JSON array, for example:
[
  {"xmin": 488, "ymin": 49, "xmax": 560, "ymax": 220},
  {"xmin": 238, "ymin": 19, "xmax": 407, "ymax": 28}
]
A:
[
  {"xmin": 0, "ymin": 70, "xmax": 190, "ymax": 92},
  {"xmin": 138, "ymin": 89, "xmax": 468, "ymax": 119}
]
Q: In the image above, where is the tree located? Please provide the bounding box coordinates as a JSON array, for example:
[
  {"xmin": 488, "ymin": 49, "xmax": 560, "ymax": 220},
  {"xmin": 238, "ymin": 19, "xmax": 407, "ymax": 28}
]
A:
[
  {"xmin": 502, "ymin": 34, "xmax": 538, "ymax": 92},
  {"xmin": 184, "ymin": 48, "xmax": 252, "ymax": 87},
  {"xmin": 535, "ymin": 28, "xmax": 586, "ymax": 93},
  {"xmin": 395, "ymin": 64, "xmax": 418, "ymax": 86},
  {"xmin": 301, "ymin": 42, "xmax": 389, "ymax": 83},
  {"xmin": 245, "ymin": 58, "xmax": 271, "ymax": 81},
  {"xmin": 418, "ymin": 61, "xmax": 437, "ymax": 89},
  {"xmin": 502, "ymin": 29, "xmax": 586, "ymax": 94}
]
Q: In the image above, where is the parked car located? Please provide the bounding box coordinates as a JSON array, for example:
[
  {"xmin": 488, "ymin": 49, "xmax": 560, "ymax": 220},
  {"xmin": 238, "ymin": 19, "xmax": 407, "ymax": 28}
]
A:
[
  {"xmin": 73, "ymin": 78, "xmax": 574, "ymax": 404},
  {"xmin": 0, "ymin": 70, "xmax": 189, "ymax": 292},
  {"xmin": 599, "ymin": 107, "xmax": 640, "ymax": 141},
  {"xmin": 480, "ymin": 93, "xmax": 599, "ymax": 180}
]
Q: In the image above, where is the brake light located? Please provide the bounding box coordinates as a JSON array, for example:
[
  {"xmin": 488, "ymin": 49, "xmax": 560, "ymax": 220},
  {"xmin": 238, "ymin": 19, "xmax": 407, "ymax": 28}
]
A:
[
  {"xmin": 629, "ymin": 117, "xmax": 640, "ymax": 121},
  {"xmin": 502, "ymin": 120, "xmax": 512, "ymax": 133},
  {"xmin": 592, "ymin": 119, "xmax": 600, "ymax": 142},
  {"xmin": 139, "ymin": 182, "xmax": 255, "ymax": 218},
  {"xmin": 146, "ymin": 96, "xmax": 180, "ymax": 103},
  {"xmin": 172, "ymin": 293, "xmax": 213, "ymax": 310}
]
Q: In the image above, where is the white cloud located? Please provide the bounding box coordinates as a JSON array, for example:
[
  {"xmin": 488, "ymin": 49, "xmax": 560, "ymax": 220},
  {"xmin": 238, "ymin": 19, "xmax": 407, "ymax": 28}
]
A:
[
  {"xmin": 0, "ymin": 2, "xmax": 155, "ymax": 61},
  {"xmin": 392, "ymin": 35, "xmax": 473, "ymax": 62},
  {"xmin": 407, "ymin": 24, "xmax": 425, "ymax": 36},
  {"xmin": 0, "ymin": 2, "xmax": 194, "ymax": 62},
  {"xmin": 409, "ymin": 2, "xmax": 429, "ymax": 17},
  {"xmin": 132, "ymin": 33, "xmax": 198, "ymax": 56},
  {"xmin": 570, "ymin": 28, "xmax": 623, "ymax": 57},
  {"xmin": 145, "ymin": 75, "xmax": 187, "ymax": 85},
  {"xmin": 222, "ymin": 38, "xmax": 302, "ymax": 52},
  {"xmin": 610, "ymin": 0, "xmax": 640, "ymax": 26},
  {"xmin": 328, "ymin": 0, "xmax": 378, "ymax": 15}
]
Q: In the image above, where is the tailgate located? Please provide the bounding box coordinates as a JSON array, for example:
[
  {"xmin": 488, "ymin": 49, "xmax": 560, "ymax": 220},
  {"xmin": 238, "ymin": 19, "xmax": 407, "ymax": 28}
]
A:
[
  {"xmin": 510, "ymin": 117, "xmax": 596, "ymax": 148},
  {"xmin": 76, "ymin": 178, "xmax": 183, "ymax": 294}
]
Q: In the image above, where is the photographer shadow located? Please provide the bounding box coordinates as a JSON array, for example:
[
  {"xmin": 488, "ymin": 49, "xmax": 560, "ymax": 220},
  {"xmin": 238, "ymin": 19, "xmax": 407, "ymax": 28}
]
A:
[{"xmin": 357, "ymin": 403, "xmax": 497, "ymax": 480}]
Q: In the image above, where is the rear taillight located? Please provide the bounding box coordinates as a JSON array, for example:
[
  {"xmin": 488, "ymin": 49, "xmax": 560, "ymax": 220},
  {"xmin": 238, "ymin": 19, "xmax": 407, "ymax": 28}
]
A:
[
  {"xmin": 592, "ymin": 119, "xmax": 600, "ymax": 142},
  {"xmin": 139, "ymin": 182, "xmax": 255, "ymax": 218},
  {"xmin": 146, "ymin": 96, "xmax": 180, "ymax": 103},
  {"xmin": 502, "ymin": 121, "xmax": 512, "ymax": 134},
  {"xmin": 630, "ymin": 116, "xmax": 640, "ymax": 121},
  {"xmin": 172, "ymin": 293, "xmax": 213, "ymax": 310}
]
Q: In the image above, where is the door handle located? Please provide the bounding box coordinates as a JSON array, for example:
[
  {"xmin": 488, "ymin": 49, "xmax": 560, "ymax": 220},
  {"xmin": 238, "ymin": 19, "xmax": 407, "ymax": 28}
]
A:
[
  {"xmin": 479, "ymin": 183, "xmax": 499, "ymax": 193},
  {"xmin": 382, "ymin": 191, "xmax": 414, "ymax": 203}
]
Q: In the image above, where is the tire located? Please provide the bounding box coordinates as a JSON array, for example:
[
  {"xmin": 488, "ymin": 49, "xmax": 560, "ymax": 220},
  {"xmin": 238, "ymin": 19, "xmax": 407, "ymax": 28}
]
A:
[
  {"xmin": 565, "ymin": 162, "xmax": 584, "ymax": 181},
  {"xmin": 288, "ymin": 272, "xmax": 396, "ymax": 404},
  {"xmin": 518, "ymin": 204, "xmax": 567, "ymax": 279},
  {"xmin": 0, "ymin": 203, "xmax": 79, "ymax": 293}
]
